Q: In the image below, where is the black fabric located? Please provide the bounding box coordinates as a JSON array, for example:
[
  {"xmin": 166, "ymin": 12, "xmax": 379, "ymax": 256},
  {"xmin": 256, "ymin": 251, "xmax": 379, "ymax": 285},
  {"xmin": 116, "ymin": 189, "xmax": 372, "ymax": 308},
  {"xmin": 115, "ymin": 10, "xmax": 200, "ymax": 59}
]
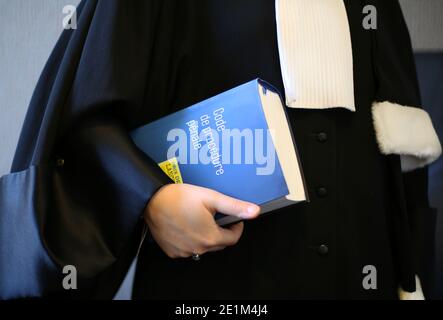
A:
[
  {"xmin": 131, "ymin": 0, "xmax": 433, "ymax": 299},
  {"xmin": 372, "ymin": 0, "xmax": 436, "ymax": 293},
  {"xmin": 0, "ymin": 0, "xmax": 434, "ymax": 299}
]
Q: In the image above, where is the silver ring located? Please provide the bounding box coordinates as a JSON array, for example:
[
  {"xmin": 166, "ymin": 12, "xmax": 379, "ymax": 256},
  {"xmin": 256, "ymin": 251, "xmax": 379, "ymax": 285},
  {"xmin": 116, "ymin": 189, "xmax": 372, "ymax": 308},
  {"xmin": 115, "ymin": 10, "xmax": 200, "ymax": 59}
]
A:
[{"xmin": 192, "ymin": 253, "xmax": 201, "ymax": 261}]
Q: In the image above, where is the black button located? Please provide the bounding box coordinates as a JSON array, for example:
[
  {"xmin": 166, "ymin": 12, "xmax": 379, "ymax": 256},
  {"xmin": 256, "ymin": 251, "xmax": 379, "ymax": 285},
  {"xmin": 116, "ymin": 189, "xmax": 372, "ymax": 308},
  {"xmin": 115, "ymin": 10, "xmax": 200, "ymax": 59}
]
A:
[
  {"xmin": 316, "ymin": 132, "xmax": 328, "ymax": 142},
  {"xmin": 56, "ymin": 158, "xmax": 65, "ymax": 167},
  {"xmin": 317, "ymin": 244, "xmax": 329, "ymax": 256},
  {"xmin": 316, "ymin": 187, "xmax": 328, "ymax": 197}
]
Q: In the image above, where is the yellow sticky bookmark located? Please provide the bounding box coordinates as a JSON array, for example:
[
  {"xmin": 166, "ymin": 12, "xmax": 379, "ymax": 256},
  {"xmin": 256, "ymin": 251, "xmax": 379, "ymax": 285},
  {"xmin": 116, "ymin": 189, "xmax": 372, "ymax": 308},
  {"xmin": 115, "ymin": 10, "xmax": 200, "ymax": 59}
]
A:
[{"xmin": 158, "ymin": 157, "xmax": 183, "ymax": 184}]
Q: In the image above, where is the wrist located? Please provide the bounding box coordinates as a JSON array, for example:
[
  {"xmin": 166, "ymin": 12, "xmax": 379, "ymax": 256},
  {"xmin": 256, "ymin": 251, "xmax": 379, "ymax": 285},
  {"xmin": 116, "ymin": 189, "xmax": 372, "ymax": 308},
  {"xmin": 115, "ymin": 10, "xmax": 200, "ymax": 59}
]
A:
[{"xmin": 144, "ymin": 183, "xmax": 173, "ymax": 223}]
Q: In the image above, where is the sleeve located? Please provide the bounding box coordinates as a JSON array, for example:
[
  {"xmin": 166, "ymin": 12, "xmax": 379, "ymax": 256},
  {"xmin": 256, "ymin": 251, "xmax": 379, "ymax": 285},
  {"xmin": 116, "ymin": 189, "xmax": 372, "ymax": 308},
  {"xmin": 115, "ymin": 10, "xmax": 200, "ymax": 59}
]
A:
[
  {"xmin": 370, "ymin": 0, "xmax": 441, "ymax": 172},
  {"xmin": 369, "ymin": 0, "xmax": 441, "ymax": 296},
  {"xmin": 0, "ymin": 0, "xmax": 180, "ymax": 299}
]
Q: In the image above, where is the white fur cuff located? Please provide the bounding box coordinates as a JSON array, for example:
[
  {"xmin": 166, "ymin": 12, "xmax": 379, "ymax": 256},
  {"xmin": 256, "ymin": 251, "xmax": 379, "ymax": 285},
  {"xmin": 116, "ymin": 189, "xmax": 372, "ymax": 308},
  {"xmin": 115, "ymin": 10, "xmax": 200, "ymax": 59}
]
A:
[{"xmin": 372, "ymin": 101, "xmax": 442, "ymax": 172}]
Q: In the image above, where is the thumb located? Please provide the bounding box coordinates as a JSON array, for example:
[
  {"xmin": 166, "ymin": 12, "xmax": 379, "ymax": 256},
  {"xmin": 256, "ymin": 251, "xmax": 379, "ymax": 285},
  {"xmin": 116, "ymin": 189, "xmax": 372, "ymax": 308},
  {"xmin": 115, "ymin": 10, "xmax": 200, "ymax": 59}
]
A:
[{"xmin": 206, "ymin": 190, "xmax": 260, "ymax": 219}]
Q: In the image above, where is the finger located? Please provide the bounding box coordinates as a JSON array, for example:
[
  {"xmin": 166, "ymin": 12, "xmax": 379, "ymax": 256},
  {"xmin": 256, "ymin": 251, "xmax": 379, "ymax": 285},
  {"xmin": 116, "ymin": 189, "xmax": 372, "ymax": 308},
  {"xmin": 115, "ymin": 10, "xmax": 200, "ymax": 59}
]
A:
[
  {"xmin": 207, "ymin": 245, "xmax": 227, "ymax": 253},
  {"xmin": 206, "ymin": 191, "xmax": 260, "ymax": 219},
  {"xmin": 217, "ymin": 222, "xmax": 244, "ymax": 246}
]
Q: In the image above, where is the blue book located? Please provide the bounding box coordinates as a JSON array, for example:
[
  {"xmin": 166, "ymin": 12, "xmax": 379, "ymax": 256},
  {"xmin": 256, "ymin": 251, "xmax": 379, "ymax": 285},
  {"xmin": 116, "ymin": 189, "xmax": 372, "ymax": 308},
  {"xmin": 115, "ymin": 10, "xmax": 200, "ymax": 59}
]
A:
[{"xmin": 131, "ymin": 79, "xmax": 307, "ymax": 225}]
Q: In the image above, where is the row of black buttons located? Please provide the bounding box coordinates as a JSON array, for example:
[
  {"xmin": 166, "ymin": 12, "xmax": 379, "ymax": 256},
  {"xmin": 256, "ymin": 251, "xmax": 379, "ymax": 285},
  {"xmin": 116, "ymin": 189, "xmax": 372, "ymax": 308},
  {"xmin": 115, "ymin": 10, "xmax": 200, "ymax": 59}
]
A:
[
  {"xmin": 315, "ymin": 131, "xmax": 328, "ymax": 199},
  {"xmin": 315, "ymin": 132, "xmax": 328, "ymax": 256}
]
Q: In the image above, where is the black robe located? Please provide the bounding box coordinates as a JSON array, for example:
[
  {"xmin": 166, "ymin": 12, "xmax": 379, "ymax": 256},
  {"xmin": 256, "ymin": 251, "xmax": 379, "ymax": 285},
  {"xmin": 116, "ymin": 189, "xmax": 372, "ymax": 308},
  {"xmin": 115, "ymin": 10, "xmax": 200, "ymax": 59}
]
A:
[{"xmin": 0, "ymin": 0, "xmax": 436, "ymax": 299}]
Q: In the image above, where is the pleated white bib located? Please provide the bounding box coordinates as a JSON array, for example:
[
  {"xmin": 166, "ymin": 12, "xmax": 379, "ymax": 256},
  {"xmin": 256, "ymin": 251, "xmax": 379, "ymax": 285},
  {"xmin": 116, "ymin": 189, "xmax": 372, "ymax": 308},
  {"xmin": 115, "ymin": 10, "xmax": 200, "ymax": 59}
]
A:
[{"xmin": 275, "ymin": 0, "xmax": 355, "ymax": 111}]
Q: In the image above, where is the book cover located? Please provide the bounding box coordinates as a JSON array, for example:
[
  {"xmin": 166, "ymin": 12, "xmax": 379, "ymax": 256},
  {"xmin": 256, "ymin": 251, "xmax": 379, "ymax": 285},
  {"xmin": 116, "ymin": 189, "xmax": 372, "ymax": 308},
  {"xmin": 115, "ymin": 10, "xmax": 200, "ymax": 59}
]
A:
[{"xmin": 131, "ymin": 79, "xmax": 304, "ymax": 223}]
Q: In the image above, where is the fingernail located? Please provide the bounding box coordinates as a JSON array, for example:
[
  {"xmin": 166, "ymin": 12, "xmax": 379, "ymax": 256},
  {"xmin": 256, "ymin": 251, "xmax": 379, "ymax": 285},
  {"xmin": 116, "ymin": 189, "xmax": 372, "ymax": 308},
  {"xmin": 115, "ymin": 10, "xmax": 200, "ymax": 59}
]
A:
[{"xmin": 246, "ymin": 205, "xmax": 259, "ymax": 216}]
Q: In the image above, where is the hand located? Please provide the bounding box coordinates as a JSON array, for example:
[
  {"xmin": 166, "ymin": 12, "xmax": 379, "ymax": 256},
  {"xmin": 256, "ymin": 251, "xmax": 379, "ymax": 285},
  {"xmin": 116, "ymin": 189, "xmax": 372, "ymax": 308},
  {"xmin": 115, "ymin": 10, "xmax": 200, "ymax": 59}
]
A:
[{"xmin": 144, "ymin": 183, "xmax": 260, "ymax": 259}]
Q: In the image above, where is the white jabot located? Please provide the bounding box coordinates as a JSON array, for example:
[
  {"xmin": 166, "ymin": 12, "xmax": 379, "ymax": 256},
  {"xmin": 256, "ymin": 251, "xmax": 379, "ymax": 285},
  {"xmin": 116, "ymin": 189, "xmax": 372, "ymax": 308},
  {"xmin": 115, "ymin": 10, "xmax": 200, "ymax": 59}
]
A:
[{"xmin": 275, "ymin": 0, "xmax": 355, "ymax": 111}]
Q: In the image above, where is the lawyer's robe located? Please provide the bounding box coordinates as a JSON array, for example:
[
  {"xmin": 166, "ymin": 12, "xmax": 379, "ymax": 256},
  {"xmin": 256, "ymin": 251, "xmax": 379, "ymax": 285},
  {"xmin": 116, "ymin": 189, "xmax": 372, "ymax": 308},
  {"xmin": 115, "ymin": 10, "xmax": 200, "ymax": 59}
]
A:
[{"xmin": 134, "ymin": 0, "xmax": 436, "ymax": 299}]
